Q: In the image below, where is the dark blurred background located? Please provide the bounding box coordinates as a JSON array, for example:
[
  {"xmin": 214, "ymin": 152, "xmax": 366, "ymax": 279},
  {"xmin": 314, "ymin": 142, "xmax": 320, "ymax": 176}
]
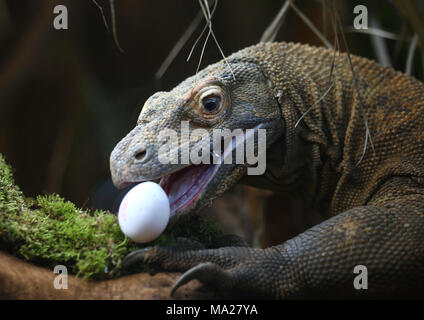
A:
[{"xmin": 1, "ymin": 1, "xmax": 423, "ymax": 243}]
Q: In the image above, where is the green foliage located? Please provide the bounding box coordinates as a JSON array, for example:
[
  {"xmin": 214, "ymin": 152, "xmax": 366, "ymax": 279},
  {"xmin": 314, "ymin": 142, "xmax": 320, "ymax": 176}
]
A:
[
  {"xmin": 0, "ymin": 154, "xmax": 25, "ymax": 216},
  {"xmin": 0, "ymin": 154, "xmax": 222, "ymax": 280}
]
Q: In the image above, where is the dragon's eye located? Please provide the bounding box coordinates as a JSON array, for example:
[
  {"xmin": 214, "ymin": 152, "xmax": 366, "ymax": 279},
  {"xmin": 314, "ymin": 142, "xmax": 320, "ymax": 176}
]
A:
[
  {"xmin": 190, "ymin": 84, "xmax": 227, "ymax": 123},
  {"xmin": 199, "ymin": 87, "xmax": 223, "ymax": 114},
  {"xmin": 201, "ymin": 94, "xmax": 222, "ymax": 113}
]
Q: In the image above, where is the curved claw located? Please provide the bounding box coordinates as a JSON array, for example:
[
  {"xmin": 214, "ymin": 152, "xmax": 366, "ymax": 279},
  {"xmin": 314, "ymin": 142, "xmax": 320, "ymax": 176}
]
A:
[
  {"xmin": 170, "ymin": 262, "xmax": 232, "ymax": 297},
  {"xmin": 121, "ymin": 247, "xmax": 152, "ymax": 268}
]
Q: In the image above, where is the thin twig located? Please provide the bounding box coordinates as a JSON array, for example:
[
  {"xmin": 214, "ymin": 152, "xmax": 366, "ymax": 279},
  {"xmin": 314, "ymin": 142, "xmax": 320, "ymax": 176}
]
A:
[
  {"xmin": 295, "ymin": 82, "xmax": 334, "ymax": 128},
  {"xmin": 331, "ymin": 1, "xmax": 375, "ymax": 163},
  {"xmin": 260, "ymin": 0, "xmax": 290, "ymax": 42},
  {"xmin": 289, "ymin": 0, "xmax": 333, "ymax": 49},
  {"xmin": 394, "ymin": 0, "xmax": 424, "ymax": 53},
  {"xmin": 109, "ymin": 0, "xmax": 124, "ymax": 53},
  {"xmin": 346, "ymin": 26, "xmax": 405, "ymax": 41},
  {"xmin": 196, "ymin": 25, "xmax": 212, "ymax": 73},
  {"xmin": 369, "ymin": 17, "xmax": 392, "ymax": 67},
  {"xmin": 329, "ymin": 2, "xmax": 340, "ymax": 82},
  {"xmin": 295, "ymin": 0, "xmax": 337, "ymax": 128},
  {"xmin": 393, "ymin": 23, "xmax": 408, "ymax": 65},
  {"xmin": 406, "ymin": 33, "xmax": 419, "ymax": 75},
  {"xmin": 155, "ymin": 11, "xmax": 203, "ymax": 81},
  {"xmin": 196, "ymin": 0, "xmax": 235, "ymax": 79},
  {"xmin": 194, "ymin": 0, "xmax": 214, "ymax": 72},
  {"xmin": 91, "ymin": 0, "xmax": 110, "ymax": 33},
  {"xmin": 187, "ymin": 0, "xmax": 218, "ymax": 62},
  {"xmin": 91, "ymin": 0, "xmax": 124, "ymax": 53}
]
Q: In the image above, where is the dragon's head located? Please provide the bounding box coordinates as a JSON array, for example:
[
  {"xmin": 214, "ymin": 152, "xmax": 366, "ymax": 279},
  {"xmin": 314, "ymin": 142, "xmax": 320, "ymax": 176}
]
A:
[{"xmin": 110, "ymin": 58, "xmax": 284, "ymax": 220}]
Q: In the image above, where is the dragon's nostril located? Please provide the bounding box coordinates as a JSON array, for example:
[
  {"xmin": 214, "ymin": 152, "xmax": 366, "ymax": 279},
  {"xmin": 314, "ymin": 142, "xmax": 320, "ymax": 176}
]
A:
[{"xmin": 134, "ymin": 149, "xmax": 147, "ymax": 162}]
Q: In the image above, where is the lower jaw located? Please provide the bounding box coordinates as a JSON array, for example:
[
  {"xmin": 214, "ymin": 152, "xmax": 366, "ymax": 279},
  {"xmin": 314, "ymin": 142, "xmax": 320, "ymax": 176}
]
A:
[{"xmin": 159, "ymin": 163, "xmax": 218, "ymax": 216}]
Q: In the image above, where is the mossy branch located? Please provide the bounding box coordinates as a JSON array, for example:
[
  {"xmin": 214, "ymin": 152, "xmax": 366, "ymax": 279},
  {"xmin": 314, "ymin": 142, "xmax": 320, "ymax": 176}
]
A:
[{"xmin": 0, "ymin": 154, "xmax": 222, "ymax": 280}]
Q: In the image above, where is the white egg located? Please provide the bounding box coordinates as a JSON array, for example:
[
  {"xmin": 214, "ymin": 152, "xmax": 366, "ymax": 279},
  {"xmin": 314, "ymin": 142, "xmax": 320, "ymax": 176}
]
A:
[{"xmin": 118, "ymin": 181, "xmax": 170, "ymax": 243}]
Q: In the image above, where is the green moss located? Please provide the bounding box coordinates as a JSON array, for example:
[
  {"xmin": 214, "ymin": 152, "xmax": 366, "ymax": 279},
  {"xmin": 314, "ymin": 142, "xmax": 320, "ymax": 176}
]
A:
[{"xmin": 0, "ymin": 154, "xmax": 222, "ymax": 280}]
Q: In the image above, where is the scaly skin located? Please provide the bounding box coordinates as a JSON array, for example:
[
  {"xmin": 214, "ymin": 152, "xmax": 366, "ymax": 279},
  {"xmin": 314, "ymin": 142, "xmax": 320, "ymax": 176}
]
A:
[{"xmin": 110, "ymin": 42, "xmax": 424, "ymax": 298}]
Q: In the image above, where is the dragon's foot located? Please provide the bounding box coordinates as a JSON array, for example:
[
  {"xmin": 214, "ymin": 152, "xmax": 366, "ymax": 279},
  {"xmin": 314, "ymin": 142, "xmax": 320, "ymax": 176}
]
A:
[{"xmin": 122, "ymin": 239, "xmax": 283, "ymax": 298}]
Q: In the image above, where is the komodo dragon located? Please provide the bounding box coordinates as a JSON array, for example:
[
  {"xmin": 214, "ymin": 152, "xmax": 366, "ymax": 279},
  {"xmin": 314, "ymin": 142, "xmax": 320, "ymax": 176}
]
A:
[{"xmin": 110, "ymin": 42, "xmax": 424, "ymax": 298}]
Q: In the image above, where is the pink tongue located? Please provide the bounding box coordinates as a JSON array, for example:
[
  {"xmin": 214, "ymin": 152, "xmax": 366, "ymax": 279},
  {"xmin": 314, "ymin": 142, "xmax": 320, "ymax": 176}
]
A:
[{"xmin": 168, "ymin": 165, "xmax": 212, "ymax": 212}]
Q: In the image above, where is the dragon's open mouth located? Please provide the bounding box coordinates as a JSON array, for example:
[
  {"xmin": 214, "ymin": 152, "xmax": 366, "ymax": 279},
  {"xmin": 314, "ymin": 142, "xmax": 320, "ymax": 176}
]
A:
[
  {"xmin": 158, "ymin": 124, "xmax": 263, "ymax": 216},
  {"xmin": 159, "ymin": 164, "xmax": 218, "ymax": 216}
]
